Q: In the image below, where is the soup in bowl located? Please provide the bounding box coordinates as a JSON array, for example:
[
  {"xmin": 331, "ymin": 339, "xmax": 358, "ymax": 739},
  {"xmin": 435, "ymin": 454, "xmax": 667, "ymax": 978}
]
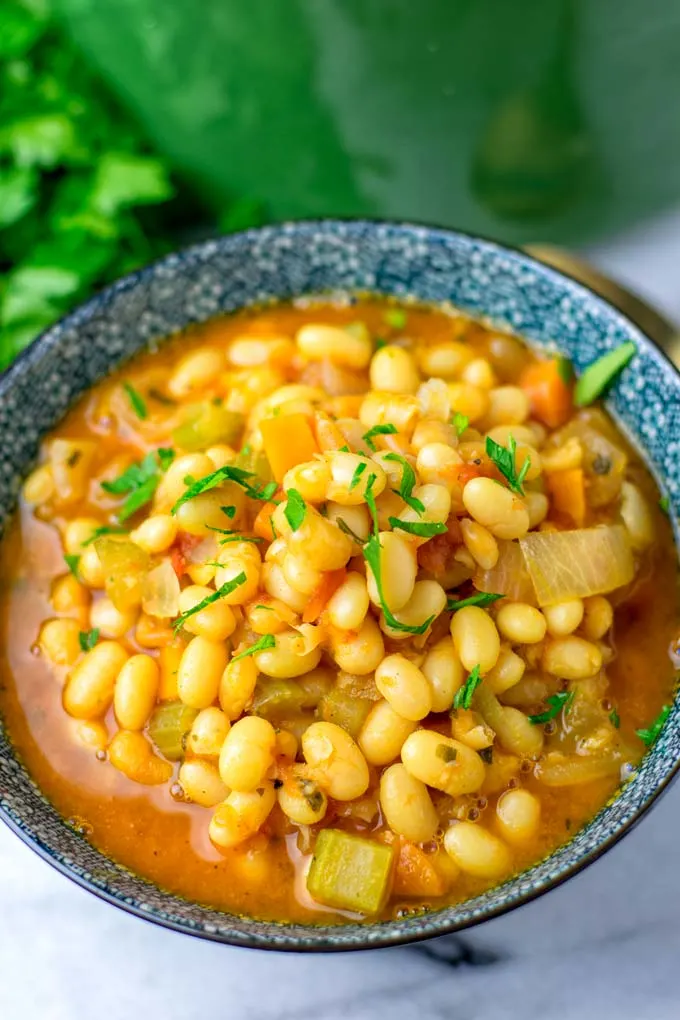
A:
[{"xmin": 0, "ymin": 222, "xmax": 678, "ymax": 949}]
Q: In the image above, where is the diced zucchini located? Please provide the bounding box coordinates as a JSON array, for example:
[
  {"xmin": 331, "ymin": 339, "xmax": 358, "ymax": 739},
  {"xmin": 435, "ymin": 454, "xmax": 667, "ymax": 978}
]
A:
[
  {"xmin": 148, "ymin": 701, "xmax": 199, "ymax": 760},
  {"xmin": 307, "ymin": 829, "xmax": 395, "ymax": 914},
  {"xmin": 172, "ymin": 403, "xmax": 244, "ymax": 451},
  {"xmin": 318, "ymin": 689, "xmax": 372, "ymax": 738}
]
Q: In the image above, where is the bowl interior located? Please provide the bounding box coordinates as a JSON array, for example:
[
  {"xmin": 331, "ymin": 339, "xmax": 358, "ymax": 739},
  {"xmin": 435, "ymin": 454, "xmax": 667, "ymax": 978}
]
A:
[{"xmin": 1, "ymin": 220, "xmax": 679, "ymax": 951}]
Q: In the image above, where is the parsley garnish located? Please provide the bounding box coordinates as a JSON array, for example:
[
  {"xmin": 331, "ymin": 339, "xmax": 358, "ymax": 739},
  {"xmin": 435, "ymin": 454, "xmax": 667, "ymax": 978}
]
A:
[
  {"xmin": 122, "ymin": 381, "xmax": 148, "ymax": 420},
  {"xmin": 64, "ymin": 554, "xmax": 80, "ymax": 578},
  {"xmin": 231, "ymin": 634, "xmax": 276, "ymax": 662},
  {"xmin": 388, "ymin": 517, "xmax": 447, "ymax": 538},
  {"xmin": 659, "ymin": 495, "xmax": 670, "ymax": 515},
  {"xmin": 609, "ymin": 708, "xmax": 620, "ymax": 729},
  {"xmin": 436, "ymin": 743, "xmax": 458, "ymax": 763},
  {"xmin": 101, "ymin": 448, "xmax": 174, "ymax": 521},
  {"xmin": 384, "ymin": 452, "xmax": 425, "ymax": 514},
  {"xmin": 383, "ymin": 308, "xmax": 407, "ymax": 330},
  {"xmin": 204, "ymin": 528, "xmax": 264, "ymax": 545},
  {"xmin": 284, "ymin": 488, "xmax": 306, "ymax": 531},
  {"xmin": 171, "ymin": 464, "xmax": 277, "ymax": 514},
  {"xmin": 374, "ymin": 337, "xmax": 388, "ymax": 351},
  {"xmin": 574, "ymin": 341, "xmax": 636, "ymax": 407},
  {"xmin": 528, "ymin": 691, "xmax": 574, "ymax": 725},
  {"xmin": 82, "ymin": 525, "xmax": 127, "ymax": 547},
  {"xmin": 349, "ymin": 461, "xmax": 368, "ymax": 492},
  {"xmin": 485, "ymin": 435, "xmax": 530, "ymax": 496},
  {"xmin": 452, "ymin": 665, "xmax": 483, "ymax": 710},
  {"xmin": 452, "ymin": 412, "xmax": 469, "ymax": 437},
  {"xmin": 363, "ymin": 423, "xmax": 398, "ymax": 451},
  {"xmin": 447, "ymin": 592, "xmax": 504, "ymax": 612},
  {"xmin": 636, "ymin": 704, "xmax": 671, "ymax": 747},
  {"xmin": 222, "ymin": 505, "xmax": 237, "ymax": 519},
  {"xmin": 78, "ymin": 628, "xmax": 99, "ymax": 652},
  {"xmin": 173, "ymin": 572, "xmax": 246, "ymax": 632},
  {"xmin": 556, "ymin": 356, "xmax": 573, "ymax": 385}
]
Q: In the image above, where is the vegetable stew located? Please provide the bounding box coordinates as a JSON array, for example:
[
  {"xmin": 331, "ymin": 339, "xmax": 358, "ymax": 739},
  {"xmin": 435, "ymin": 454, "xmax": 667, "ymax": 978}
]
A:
[{"xmin": 1, "ymin": 299, "xmax": 677, "ymax": 923}]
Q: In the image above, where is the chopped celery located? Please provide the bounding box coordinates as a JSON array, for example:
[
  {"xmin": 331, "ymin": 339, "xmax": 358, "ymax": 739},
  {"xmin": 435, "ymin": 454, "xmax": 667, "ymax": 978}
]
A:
[
  {"xmin": 172, "ymin": 403, "xmax": 244, "ymax": 451},
  {"xmin": 148, "ymin": 701, "xmax": 199, "ymax": 760},
  {"xmin": 251, "ymin": 678, "xmax": 308, "ymax": 717},
  {"xmin": 94, "ymin": 536, "xmax": 150, "ymax": 611},
  {"xmin": 307, "ymin": 829, "xmax": 395, "ymax": 914},
  {"xmin": 318, "ymin": 689, "xmax": 372, "ymax": 738}
]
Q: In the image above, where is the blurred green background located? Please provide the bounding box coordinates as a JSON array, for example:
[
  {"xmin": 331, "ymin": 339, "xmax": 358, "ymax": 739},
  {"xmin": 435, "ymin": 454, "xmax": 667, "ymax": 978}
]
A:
[{"xmin": 2, "ymin": 0, "xmax": 680, "ymax": 368}]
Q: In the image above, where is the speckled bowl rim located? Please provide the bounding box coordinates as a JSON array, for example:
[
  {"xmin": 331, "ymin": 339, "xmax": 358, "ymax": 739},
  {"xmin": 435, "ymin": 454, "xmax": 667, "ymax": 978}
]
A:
[{"xmin": 0, "ymin": 219, "xmax": 678, "ymax": 952}]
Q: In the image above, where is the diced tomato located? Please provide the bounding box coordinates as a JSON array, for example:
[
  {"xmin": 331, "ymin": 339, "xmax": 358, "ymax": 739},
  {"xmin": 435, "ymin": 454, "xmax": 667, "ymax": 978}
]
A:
[{"xmin": 170, "ymin": 531, "xmax": 202, "ymax": 578}]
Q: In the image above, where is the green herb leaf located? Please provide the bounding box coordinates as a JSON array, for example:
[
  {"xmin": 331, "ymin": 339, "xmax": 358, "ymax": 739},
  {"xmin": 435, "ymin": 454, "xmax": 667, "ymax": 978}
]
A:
[
  {"xmin": 284, "ymin": 488, "xmax": 306, "ymax": 531},
  {"xmin": 659, "ymin": 495, "xmax": 670, "ymax": 515},
  {"xmin": 636, "ymin": 704, "xmax": 671, "ymax": 747},
  {"xmin": 452, "ymin": 665, "xmax": 483, "ymax": 710},
  {"xmin": 384, "ymin": 452, "xmax": 425, "ymax": 514},
  {"xmin": 102, "ymin": 449, "xmax": 174, "ymax": 521},
  {"xmin": 528, "ymin": 691, "xmax": 574, "ymax": 725},
  {"xmin": 388, "ymin": 517, "xmax": 447, "ymax": 538},
  {"xmin": 231, "ymin": 634, "xmax": 277, "ymax": 662},
  {"xmin": 90, "ymin": 153, "xmax": 174, "ymax": 217},
  {"xmin": 452, "ymin": 412, "xmax": 469, "ymax": 437},
  {"xmin": 171, "ymin": 464, "xmax": 254, "ymax": 513},
  {"xmin": 556, "ymin": 356, "xmax": 573, "ymax": 385},
  {"xmin": 221, "ymin": 505, "xmax": 237, "ymax": 520},
  {"xmin": 374, "ymin": 337, "xmax": 388, "ymax": 351},
  {"xmin": 78, "ymin": 628, "xmax": 99, "ymax": 652},
  {"xmin": 348, "ymin": 461, "xmax": 368, "ymax": 492},
  {"xmin": 204, "ymin": 527, "xmax": 264, "ymax": 545},
  {"xmin": 123, "ymin": 381, "xmax": 148, "ymax": 420},
  {"xmin": 336, "ymin": 518, "xmax": 367, "ymax": 545},
  {"xmin": 173, "ymin": 572, "xmax": 246, "ymax": 632},
  {"xmin": 609, "ymin": 708, "xmax": 620, "ymax": 729},
  {"xmin": 436, "ymin": 743, "xmax": 458, "ymax": 763},
  {"xmin": 82, "ymin": 525, "xmax": 127, "ymax": 547},
  {"xmin": 447, "ymin": 592, "xmax": 504, "ymax": 612},
  {"xmin": 362, "ymin": 423, "xmax": 398, "ymax": 451},
  {"xmin": 64, "ymin": 553, "xmax": 80, "ymax": 578},
  {"xmin": 574, "ymin": 342, "xmax": 637, "ymax": 407},
  {"xmin": 485, "ymin": 434, "xmax": 529, "ymax": 496},
  {"xmin": 383, "ymin": 308, "xmax": 407, "ymax": 330}
]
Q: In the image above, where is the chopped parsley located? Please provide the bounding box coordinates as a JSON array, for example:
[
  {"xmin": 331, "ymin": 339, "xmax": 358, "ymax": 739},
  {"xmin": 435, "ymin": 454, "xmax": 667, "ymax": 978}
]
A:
[
  {"xmin": 78, "ymin": 628, "xmax": 99, "ymax": 652},
  {"xmin": 171, "ymin": 464, "xmax": 277, "ymax": 515},
  {"xmin": 82, "ymin": 525, "xmax": 127, "ymax": 547},
  {"xmin": 204, "ymin": 528, "xmax": 264, "ymax": 545},
  {"xmin": 452, "ymin": 412, "xmax": 469, "ymax": 437},
  {"xmin": 231, "ymin": 634, "xmax": 277, "ymax": 661},
  {"xmin": 384, "ymin": 452, "xmax": 425, "ymax": 514},
  {"xmin": 284, "ymin": 488, "xmax": 306, "ymax": 531},
  {"xmin": 362, "ymin": 423, "xmax": 398, "ymax": 451},
  {"xmin": 173, "ymin": 571, "xmax": 246, "ymax": 632},
  {"xmin": 609, "ymin": 708, "xmax": 620, "ymax": 729},
  {"xmin": 636, "ymin": 704, "xmax": 671, "ymax": 747},
  {"xmin": 485, "ymin": 434, "xmax": 530, "ymax": 496},
  {"xmin": 122, "ymin": 381, "xmax": 148, "ymax": 420},
  {"xmin": 348, "ymin": 461, "xmax": 368, "ymax": 492},
  {"xmin": 556, "ymin": 356, "xmax": 573, "ymax": 385},
  {"xmin": 221, "ymin": 505, "xmax": 237, "ymax": 520},
  {"xmin": 436, "ymin": 743, "xmax": 458, "ymax": 763},
  {"xmin": 383, "ymin": 308, "xmax": 407, "ymax": 330},
  {"xmin": 574, "ymin": 342, "xmax": 636, "ymax": 407},
  {"xmin": 447, "ymin": 592, "xmax": 504, "ymax": 612},
  {"xmin": 528, "ymin": 690, "xmax": 574, "ymax": 725},
  {"xmin": 64, "ymin": 554, "xmax": 80, "ymax": 578},
  {"xmin": 101, "ymin": 448, "xmax": 174, "ymax": 521},
  {"xmin": 388, "ymin": 517, "xmax": 447, "ymax": 538},
  {"xmin": 659, "ymin": 495, "xmax": 670, "ymax": 515},
  {"xmin": 452, "ymin": 665, "xmax": 483, "ymax": 710}
]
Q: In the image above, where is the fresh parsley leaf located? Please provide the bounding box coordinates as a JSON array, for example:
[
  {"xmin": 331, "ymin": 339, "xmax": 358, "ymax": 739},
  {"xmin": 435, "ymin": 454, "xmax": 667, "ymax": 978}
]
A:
[
  {"xmin": 231, "ymin": 634, "xmax": 276, "ymax": 662},
  {"xmin": 388, "ymin": 517, "xmax": 447, "ymax": 538},
  {"xmin": 659, "ymin": 495, "xmax": 670, "ymax": 515},
  {"xmin": 447, "ymin": 592, "xmax": 504, "ymax": 612},
  {"xmin": 362, "ymin": 423, "xmax": 398, "ymax": 451},
  {"xmin": 204, "ymin": 527, "xmax": 264, "ymax": 545},
  {"xmin": 339, "ymin": 445, "xmax": 350, "ymax": 453},
  {"xmin": 574, "ymin": 341, "xmax": 637, "ymax": 407},
  {"xmin": 64, "ymin": 553, "xmax": 80, "ymax": 578},
  {"xmin": 173, "ymin": 572, "xmax": 246, "ymax": 632},
  {"xmin": 452, "ymin": 665, "xmax": 483, "ymax": 710},
  {"xmin": 383, "ymin": 308, "xmax": 407, "ymax": 330},
  {"xmin": 556, "ymin": 356, "xmax": 573, "ymax": 385},
  {"xmin": 609, "ymin": 708, "xmax": 620, "ymax": 729},
  {"xmin": 82, "ymin": 525, "xmax": 127, "ymax": 547},
  {"xmin": 452, "ymin": 412, "xmax": 469, "ymax": 437},
  {"xmin": 284, "ymin": 488, "xmax": 306, "ymax": 531},
  {"xmin": 102, "ymin": 449, "xmax": 174, "ymax": 521},
  {"xmin": 636, "ymin": 704, "xmax": 671, "ymax": 747},
  {"xmin": 221, "ymin": 505, "xmax": 237, "ymax": 520},
  {"xmin": 78, "ymin": 628, "xmax": 99, "ymax": 652},
  {"xmin": 374, "ymin": 337, "xmax": 388, "ymax": 351},
  {"xmin": 348, "ymin": 461, "xmax": 368, "ymax": 492},
  {"xmin": 384, "ymin": 452, "xmax": 425, "ymax": 514},
  {"xmin": 170, "ymin": 464, "xmax": 253, "ymax": 514},
  {"xmin": 485, "ymin": 434, "xmax": 530, "ymax": 496},
  {"xmin": 528, "ymin": 691, "xmax": 574, "ymax": 725},
  {"xmin": 122, "ymin": 382, "xmax": 148, "ymax": 420},
  {"xmin": 336, "ymin": 518, "xmax": 367, "ymax": 545},
  {"xmin": 436, "ymin": 743, "xmax": 458, "ymax": 763}
]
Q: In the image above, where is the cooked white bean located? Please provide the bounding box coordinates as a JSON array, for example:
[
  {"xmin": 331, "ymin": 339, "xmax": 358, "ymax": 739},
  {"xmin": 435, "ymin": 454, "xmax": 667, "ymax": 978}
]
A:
[
  {"xmin": 462, "ymin": 477, "xmax": 530, "ymax": 540},
  {"xmin": 422, "ymin": 637, "xmax": 465, "ymax": 712},
  {"xmin": 495, "ymin": 603, "xmax": 547, "ymax": 644},
  {"xmin": 179, "ymin": 760, "xmax": 229, "ymax": 807},
  {"xmin": 177, "ymin": 636, "xmax": 229, "ymax": 708},
  {"xmin": 218, "ymin": 716, "xmax": 277, "ymax": 791},
  {"xmin": 380, "ymin": 764, "xmax": 438, "ymax": 842},
  {"xmin": 375, "ymin": 654, "xmax": 432, "ymax": 721},
  {"xmin": 450, "ymin": 605, "xmax": 500, "ymax": 673},
  {"xmin": 114, "ymin": 654, "xmax": 159, "ymax": 730},
  {"xmin": 496, "ymin": 788, "xmax": 541, "ymax": 844},
  {"xmin": 444, "ymin": 821, "xmax": 511, "ymax": 878},
  {"xmin": 542, "ymin": 636, "xmax": 603, "ymax": 680},
  {"xmin": 302, "ymin": 721, "xmax": 369, "ymax": 800},
  {"xmin": 543, "ymin": 599, "xmax": 584, "ymax": 637},
  {"xmin": 63, "ymin": 641, "xmax": 128, "ymax": 719},
  {"xmin": 358, "ymin": 700, "xmax": 417, "ymax": 766},
  {"xmin": 401, "ymin": 729, "xmax": 485, "ymax": 795}
]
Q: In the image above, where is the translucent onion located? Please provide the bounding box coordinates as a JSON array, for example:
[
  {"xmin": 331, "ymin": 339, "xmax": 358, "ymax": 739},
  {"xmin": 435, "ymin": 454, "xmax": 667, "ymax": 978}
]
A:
[
  {"xmin": 142, "ymin": 558, "xmax": 181, "ymax": 618},
  {"xmin": 417, "ymin": 378, "xmax": 450, "ymax": 422},
  {"xmin": 475, "ymin": 540, "xmax": 537, "ymax": 604},
  {"xmin": 535, "ymin": 751, "xmax": 622, "ymax": 786},
  {"xmin": 520, "ymin": 525, "xmax": 634, "ymax": 607}
]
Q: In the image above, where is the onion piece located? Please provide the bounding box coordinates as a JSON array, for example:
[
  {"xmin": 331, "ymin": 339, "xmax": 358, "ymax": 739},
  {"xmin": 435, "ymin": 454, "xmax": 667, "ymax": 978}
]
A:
[
  {"xmin": 475, "ymin": 540, "xmax": 537, "ymax": 605},
  {"xmin": 519, "ymin": 525, "xmax": 634, "ymax": 607},
  {"xmin": 142, "ymin": 558, "xmax": 181, "ymax": 619},
  {"xmin": 535, "ymin": 751, "xmax": 622, "ymax": 786}
]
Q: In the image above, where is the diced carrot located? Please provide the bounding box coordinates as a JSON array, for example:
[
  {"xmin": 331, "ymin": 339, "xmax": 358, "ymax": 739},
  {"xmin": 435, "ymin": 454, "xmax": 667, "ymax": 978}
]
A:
[
  {"xmin": 520, "ymin": 359, "xmax": 573, "ymax": 429},
  {"xmin": 393, "ymin": 841, "xmax": 447, "ymax": 898},
  {"xmin": 303, "ymin": 568, "xmax": 347, "ymax": 623},
  {"xmin": 547, "ymin": 467, "xmax": 586, "ymax": 526},
  {"xmin": 253, "ymin": 500, "xmax": 278, "ymax": 541},
  {"xmin": 261, "ymin": 413, "xmax": 320, "ymax": 483}
]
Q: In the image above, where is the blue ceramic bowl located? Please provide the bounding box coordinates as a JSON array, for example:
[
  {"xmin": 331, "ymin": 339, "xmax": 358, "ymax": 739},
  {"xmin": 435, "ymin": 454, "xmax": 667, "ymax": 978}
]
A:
[{"xmin": 1, "ymin": 221, "xmax": 678, "ymax": 951}]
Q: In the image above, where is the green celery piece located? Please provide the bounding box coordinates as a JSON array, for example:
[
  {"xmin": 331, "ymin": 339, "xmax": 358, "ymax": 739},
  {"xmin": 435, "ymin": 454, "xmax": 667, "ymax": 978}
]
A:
[
  {"xmin": 251, "ymin": 678, "xmax": 308, "ymax": 717},
  {"xmin": 318, "ymin": 690, "xmax": 372, "ymax": 738},
  {"xmin": 172, "ymin": 404, "xmax": 245, "ymax": 451},
  {"xmin": 307, "ymin": 829, "xmax": 395, "ymax": 915},
  {"xmin": 574, "ymin": 342, "xmax": 636, "ymax": 407},
  {"xmin": 148, "ymin": 702, "xmax": 199, "ymax": 760}
]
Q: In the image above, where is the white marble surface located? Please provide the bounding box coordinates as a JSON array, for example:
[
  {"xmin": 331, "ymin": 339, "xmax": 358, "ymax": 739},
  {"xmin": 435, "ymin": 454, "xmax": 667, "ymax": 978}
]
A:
[{"xmin": 2, "ymin": 208, "xmax": 680, "ymax": 1020}]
